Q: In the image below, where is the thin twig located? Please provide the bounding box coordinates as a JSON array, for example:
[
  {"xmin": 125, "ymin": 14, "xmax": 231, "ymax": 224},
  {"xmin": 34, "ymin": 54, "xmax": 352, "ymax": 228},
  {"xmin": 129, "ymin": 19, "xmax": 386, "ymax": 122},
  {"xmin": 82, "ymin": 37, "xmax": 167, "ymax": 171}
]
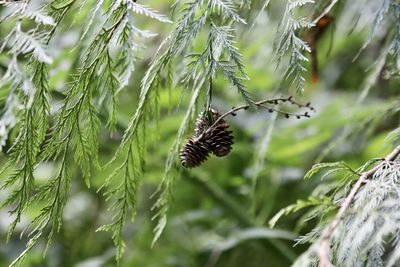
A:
[
  {"xmin": 212, "ymin": 96, "xmax": 314, "ymax": 127},
  {"xmin": 318, "ymin": 145, "xmax": 400, "ymax": 267},
  {"xmin": 258, "ymin": 104, "xmax": 311, "ymax": 119},
  {"xmin": 207, "ymin": 39, "xmax": 213, "ymax": 111},
  {"xmin": 312, "ymin": 0, "xmax": 338, "ymax": 24},
  {"xmin": 193, "ymin": 97, "xmax": 314, "ymax": 142},
  {"xmin": 249, "ymin": 0, "xmax": 271, "ymax": 32}
]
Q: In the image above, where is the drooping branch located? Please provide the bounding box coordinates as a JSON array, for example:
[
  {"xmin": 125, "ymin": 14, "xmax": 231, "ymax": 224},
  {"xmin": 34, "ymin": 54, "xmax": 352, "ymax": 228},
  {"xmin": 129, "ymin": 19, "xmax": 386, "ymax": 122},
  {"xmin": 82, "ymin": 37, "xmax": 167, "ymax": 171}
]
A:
[
  {"xmin": 181, "ymin": 96, "xmax": 314, "ymax": 167},
  {"xmin": 318, "ymin": 145, "xmax": 400, "ymax": 267}
]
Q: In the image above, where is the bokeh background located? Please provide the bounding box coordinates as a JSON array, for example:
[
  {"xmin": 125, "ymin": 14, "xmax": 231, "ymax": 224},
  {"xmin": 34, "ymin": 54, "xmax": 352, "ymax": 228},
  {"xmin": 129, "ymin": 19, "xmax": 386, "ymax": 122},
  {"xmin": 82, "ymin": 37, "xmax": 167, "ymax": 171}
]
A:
[{"xmin": 1, "ymin": 0, "xmax": 399, "ymax": 266}]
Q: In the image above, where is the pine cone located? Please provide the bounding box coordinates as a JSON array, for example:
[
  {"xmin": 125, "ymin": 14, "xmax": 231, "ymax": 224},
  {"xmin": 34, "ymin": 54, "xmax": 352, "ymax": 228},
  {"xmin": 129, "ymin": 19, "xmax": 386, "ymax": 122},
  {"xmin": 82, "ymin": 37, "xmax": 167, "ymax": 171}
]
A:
[
  {"xmin": 194, "ymin": 108, "xmax": 220, "ymax": 136},
  {"xmin": 180, "ymin": 137, "xmax": 211, "ymax": 168},
  {"xmin": 205, "ymin": 122, "xmax": 234, "ymax": 157},
  {"xmin": 180, "ymin": 107, "xmax": 234, "ymax": 168}
]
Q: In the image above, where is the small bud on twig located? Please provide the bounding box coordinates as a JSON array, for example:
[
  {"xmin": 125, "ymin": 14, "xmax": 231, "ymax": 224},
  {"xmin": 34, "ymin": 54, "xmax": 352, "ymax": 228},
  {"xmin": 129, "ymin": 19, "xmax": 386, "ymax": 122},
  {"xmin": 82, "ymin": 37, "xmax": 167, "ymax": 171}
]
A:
[{"xmin": 208, "ymin": 96, "xmax": 315, "ymax": 128}]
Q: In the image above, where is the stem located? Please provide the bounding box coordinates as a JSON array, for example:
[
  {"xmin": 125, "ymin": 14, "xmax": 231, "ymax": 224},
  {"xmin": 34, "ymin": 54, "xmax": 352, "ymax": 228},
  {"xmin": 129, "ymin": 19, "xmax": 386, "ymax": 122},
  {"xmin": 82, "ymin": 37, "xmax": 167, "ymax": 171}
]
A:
[
  {"xmin": 312, "ymin": 0, "xmax": 338, "ymax": 24},
  {"xmin": 213, "ymin": 97, "xmax": 313, "ymax": 126},
  {"xmin": 318, "ymin": 145, "xmax": 400, "ymax": 267},
  {"xmin": 207, "ymin": 40, "xmax": 213, "ymax": 111}
]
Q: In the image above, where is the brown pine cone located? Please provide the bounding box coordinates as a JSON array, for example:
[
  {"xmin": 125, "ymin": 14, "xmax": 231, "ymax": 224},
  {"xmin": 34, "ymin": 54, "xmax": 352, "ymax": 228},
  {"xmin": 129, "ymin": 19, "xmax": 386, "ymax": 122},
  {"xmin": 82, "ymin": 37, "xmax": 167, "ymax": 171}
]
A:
[
  {"xmin": 179, "ymin": 137, "xmax": 211, "ymax": 168},
  {"xmin": 205, "ymin": 122, "xmax": 234, "ymax": 157}
]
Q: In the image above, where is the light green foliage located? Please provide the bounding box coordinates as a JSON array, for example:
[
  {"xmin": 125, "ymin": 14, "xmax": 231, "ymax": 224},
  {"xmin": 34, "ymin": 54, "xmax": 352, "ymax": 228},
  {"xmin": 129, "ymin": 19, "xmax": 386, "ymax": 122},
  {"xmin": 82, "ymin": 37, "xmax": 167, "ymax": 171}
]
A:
[
  {"xmin": 97, "ymin": 144, "xmax": 141, "ymax": 263},
  {"xmin": 274, "ymin": 0, "xmax": 314, "ymax": 92},
  {"xmin": 0, "ymin": 0, "xmax": 170, "ymax": 264},
  {"xmin": 269, "ymin": 196, "xmax": 333, "ymax": 229},
  {"xmin": 111, "ymin": 0, "xmax": 252, "ymax": 247},
  {"xmin": 1, "ymin": 0, "xmax": 400, "ymax": 266},
  {"xmin": 287, "ymin": 161, "xmax": 400, "ymax": 266}
]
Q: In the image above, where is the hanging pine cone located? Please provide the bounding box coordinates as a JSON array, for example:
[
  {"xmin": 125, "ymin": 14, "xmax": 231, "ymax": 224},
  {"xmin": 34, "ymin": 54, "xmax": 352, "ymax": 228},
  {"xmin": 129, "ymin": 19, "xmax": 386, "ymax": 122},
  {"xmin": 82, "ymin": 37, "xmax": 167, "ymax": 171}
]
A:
[
  {"xmin": 180, "ymin": 107, "xmax": 234, "ymax": 168},
  {"xmin": 179, "ymin": 137, "xmax": 211, "ymax": 168},
  {"xmin": 194, "ymin": 108, "xmax": 220, "ymax": 136},
  {"xmin": 205, "ymin": 122, "xmax": 234, "ymax": 157}
]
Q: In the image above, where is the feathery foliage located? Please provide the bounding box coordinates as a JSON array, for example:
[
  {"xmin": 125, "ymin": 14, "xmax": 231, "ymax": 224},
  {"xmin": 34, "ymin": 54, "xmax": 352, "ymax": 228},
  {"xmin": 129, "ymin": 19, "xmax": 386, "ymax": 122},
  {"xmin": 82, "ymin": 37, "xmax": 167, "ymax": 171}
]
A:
[
  {"xmin": 283, "ymin": 158, "xmax": 400, "ymax": 267},
  {"xmin": 151, "ymin": 0, "xmax": 252, "ymax": 244},
  {"xmin": 274, "ymin": 0, "xmax": 314, "ymax": 92},
  {"xmin": 2, "ymin": 0, "xmax": 400, "ymax": 266},
  {"xmin": 107, "ymin": 0, "xmax": 251, "ymax": 247},
  {"xmin": 0, "ymin": 0, "xmax": 170, "ymax": 264},
  {"xmin": 0, "ymin": 2, "xmax": 68, "ymax": 265}
]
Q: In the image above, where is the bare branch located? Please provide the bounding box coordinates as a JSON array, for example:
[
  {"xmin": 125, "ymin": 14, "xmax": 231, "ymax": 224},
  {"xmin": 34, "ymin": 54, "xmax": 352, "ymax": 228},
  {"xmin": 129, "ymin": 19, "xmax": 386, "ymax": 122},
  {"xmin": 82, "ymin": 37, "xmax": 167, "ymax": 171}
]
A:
[{"xmin": 211, "ymin": 96, "xmax": 315, "ymax": 127}]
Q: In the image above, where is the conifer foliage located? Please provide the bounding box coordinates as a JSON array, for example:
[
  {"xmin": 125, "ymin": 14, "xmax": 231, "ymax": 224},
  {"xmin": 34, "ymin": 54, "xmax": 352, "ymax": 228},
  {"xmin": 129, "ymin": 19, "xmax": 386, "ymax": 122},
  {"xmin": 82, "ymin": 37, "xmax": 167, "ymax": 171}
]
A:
[
  {"xmin": 0, "ymin": 0, "xmax": 172, "ymax": 264},
  {"xmin": 1, "ymin": 0, "xmax": 400, "ymax": 266}
]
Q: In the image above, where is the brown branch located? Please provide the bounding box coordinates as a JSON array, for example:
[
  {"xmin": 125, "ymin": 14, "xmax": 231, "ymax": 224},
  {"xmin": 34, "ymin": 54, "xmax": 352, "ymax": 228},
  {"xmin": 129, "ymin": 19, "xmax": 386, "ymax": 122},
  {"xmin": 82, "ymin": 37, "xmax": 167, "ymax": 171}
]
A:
[
  {"xmin": 193, "ymin": 96, "xmax": 314, "ymax": 142},
  {"xmin": 312, "ymin": 0, "xmax": 338, "ymax": 24},
  {"xmin": 211, "ymin": 96, "xmax": 314, "ymax": 128},
  {"xmin": 318, "ymin": 145, "xmax": 400, "ymax": 267}
]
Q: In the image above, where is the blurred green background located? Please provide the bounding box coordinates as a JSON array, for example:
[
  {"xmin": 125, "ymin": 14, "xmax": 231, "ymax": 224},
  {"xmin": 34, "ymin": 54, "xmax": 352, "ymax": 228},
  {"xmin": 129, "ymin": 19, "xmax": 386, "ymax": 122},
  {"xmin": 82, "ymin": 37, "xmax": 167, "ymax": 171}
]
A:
[{"xmin": 1, "ymin": 0, "xmax": 399, "ymax": 266}]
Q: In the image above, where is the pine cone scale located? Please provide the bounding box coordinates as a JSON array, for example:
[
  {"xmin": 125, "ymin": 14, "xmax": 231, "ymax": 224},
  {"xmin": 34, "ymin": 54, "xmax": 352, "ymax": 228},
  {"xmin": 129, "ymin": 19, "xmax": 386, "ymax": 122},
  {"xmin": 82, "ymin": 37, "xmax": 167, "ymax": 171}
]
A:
[
  {"xmin": 205, "ymin": 124, "xmax": 234, "ymax": 157},
  {"xmin": 180, "ymin": 108, "xmax": 234, "ymax": 168},
  {"xmin": 180, "ymin": 137, "xmax": 211, "ymax": 168}
]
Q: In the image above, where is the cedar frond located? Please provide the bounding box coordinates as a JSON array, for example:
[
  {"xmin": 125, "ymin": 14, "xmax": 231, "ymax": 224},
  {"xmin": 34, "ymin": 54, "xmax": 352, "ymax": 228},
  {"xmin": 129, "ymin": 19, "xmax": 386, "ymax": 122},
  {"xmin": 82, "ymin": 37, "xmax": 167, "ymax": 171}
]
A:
[{"xmin": 274, "ymin": 0, "xmax": 314, "ymax": 92}]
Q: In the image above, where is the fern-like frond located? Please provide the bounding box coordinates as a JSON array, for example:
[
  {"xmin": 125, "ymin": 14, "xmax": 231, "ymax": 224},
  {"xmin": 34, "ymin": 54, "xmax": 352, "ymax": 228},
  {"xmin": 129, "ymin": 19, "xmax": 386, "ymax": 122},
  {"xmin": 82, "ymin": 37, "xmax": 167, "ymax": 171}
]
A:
[
  {"xmin": 128, "ymin": 0, "xmax": 251, "ymax": 245},
  {"xmin": 304, "ymin": 161, "xmax": 357, "ymax": 179},
  {"xmin": 269, "ymin": 196, "xmax": 333, "ymax": 228},
  {"xmin": 390, "ymin": 3, "xmax": 400, "ymax": 73},
  {"xmin": 0, "ymin": 0, "xmax": 24, "ymax": 7},
  {"xmin": 283, "ymin": 156, "xmax": 400, "ymax": 266},
  {"xmin": 208, "ymin": 0, "xmax": 246, "ymax": 24},
  {"xmin": 354, "ymin": 0, "xmax": 390, "ymax": 60},
  {"xmin": 151, "ymin": 76, "xmax": 204, "ymax": 245},
  {"xmin": 42, "ymin": 3, "xmax": 131, "ymax": 173},
  {"xmin": 79, "ymin": 0, "xmax": 106, "ymax": 42},
  {"xmin": 21, "ymin": 9, "xmax": 56, "ymax": 25},
  {"xmin": 274, "ymin": 0, "xmax": 314, "ymax": 92},
  {"xmin": 211, "ymin": 23, "xmax": 248, "ymax": 78},
  {"xmin": 97, "ymin": 144, "xmax": 141, "ymax": 263},
  {"xmin": 10, "ymin": 148, "xmax": 72, "ymax": 267},
  {"xmin": 331, "ymin": 162, "xmax": 400, "ymax": 266},
  {"xmin": 6, "ymin": 29, "xmax": 52, "ymax": 63},
  {"xmin": 0, "ymin": 61, "xmax": 22, "ymax": 151},
  {"xmin": 88, "ymin": 1, "xmax": 170, "ymax": 261},
  {"xmin": 128, "ymin": 1, "xmax": 172, "ymax": 23}
]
